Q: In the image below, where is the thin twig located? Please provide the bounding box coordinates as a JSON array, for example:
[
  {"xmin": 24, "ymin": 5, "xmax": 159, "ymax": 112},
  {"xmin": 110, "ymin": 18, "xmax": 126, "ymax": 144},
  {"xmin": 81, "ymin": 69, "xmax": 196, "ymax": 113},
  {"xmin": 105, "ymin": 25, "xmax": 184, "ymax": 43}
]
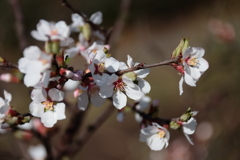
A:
[
  {"xmin": 117, "ymin": 58, "xmax": 178, "ymax": 75},
  {"xmin": 58, "ymin": 0, "xmax": 105, "ymax": 33},
  {"xmin": 0, "ymin": 62, "xmax": 19, "ymax": 69},
  {"xmin": 108, "ymin": 0, "xmax": 131, "ymax": 49},
  {"xmin": 9, "ymin": 0, "xmax": 28, "ymax": 51},
  {"xmin": 64, "ymin": 104, "xmax": 115, "ymax": 158}
]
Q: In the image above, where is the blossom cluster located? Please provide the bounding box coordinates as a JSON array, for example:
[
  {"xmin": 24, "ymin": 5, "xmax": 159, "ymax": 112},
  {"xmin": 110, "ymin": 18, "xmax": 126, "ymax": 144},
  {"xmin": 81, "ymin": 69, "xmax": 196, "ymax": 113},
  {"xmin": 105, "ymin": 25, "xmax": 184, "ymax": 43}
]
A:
[{"xmin": 0, "ymin": 10, "xmax": 209, "ymax": 154}]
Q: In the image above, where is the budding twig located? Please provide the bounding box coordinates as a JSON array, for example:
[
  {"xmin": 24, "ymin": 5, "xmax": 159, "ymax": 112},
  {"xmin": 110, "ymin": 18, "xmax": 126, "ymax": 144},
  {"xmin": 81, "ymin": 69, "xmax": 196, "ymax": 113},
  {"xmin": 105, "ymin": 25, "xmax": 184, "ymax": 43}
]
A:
[
  {"xmin": 117, "ymin": 57, "xmax": 179, "ymax": 75},
  {"xmin": 0, "ymin": 62, "xmax": 19, "ymax": 69}
]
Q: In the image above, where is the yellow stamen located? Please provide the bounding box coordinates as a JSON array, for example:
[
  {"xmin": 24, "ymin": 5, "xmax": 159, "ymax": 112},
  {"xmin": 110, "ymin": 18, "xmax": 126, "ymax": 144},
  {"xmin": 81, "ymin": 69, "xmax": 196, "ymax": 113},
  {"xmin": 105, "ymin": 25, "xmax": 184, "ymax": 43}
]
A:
[
  {"xmin": 157, "ymin": 130, "xmax": 165, "ymax": 138},
  {"xmin": 42, "ymin": 101, "xmax": 54, "ymax": 110},
  {"xmin": 187, "ymin": 57, "xmax": 198, "ymax": 66}
]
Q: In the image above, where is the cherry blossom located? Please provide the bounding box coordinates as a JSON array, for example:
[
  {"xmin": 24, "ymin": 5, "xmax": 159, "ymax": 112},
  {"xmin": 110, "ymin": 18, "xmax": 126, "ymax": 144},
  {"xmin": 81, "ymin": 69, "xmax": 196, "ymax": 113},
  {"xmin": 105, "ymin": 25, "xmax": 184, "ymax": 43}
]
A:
[
  {"xmin": 78, "ymin": 82, "xmax": 105, "ymax": 111},
  {"xmin": 28, "ymin": 144, "xmax": 47, "ymax": 160},
  {"xmin": 99, "ymin": 74, "xmax": 143, "ymax": 109},
  {"xmin": 0, "ymin": 90, "xmax": 12, "ymax": 122},
  {"xmin": 119, "ymin": 55, "xmax": 151, "ymax": 94},
  {"xmin": 30, "ymin": 88, "xmax": 66, "ymax": 128},
  {"xmin": 31, "ymin": 19, "xmax": 70, "ymax": 41},
  {"xmin": 135, "ymin": 96, "xmax": 151, "ymax": 122},
  {"xmin": 18, "ymin": 46, "xmax": 52, "ymax": 87},
  {"xmin": 140, "ymin": 123, "xmax": 170, "ymax": 151},
  {"xmin": 179, "ymin": 47, "xmax": 209, "ymax": 95}
]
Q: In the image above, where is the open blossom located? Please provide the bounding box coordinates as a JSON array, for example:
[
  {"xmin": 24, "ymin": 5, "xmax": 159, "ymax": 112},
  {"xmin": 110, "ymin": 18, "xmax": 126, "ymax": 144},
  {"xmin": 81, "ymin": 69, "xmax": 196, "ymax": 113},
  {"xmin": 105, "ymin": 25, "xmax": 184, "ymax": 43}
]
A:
[
  {"xmin": 181, "ymin": 111, "xmax": 198, "ymax": 145},
  {"xmin": 28, "ymin": 144, "xmax": 47, "ymax": 160},
  {"xmin": 179, "ymin": 47, "xmax": 209, "ymax": 95},
  {"xmin": 78, "ymin": 81, "xmax": 105, "ymax": 111},
  {"xmin": 30, "ymin": 88, "xmax": 66, "ymax": 128},
  {"xmin": 140, "ymin": 123, "xmax": 170, "ymax": 151},
  {"xmin": 135, "ymin": 96, "xmax": 151, "ymax": 122},
  {"xmin": 31, "ymin": 19, "xmax": 70, "ymax": 41},
  {"xmin": 119, "ymin": 55, "xmax": 151, "ymax": 94},
  {"xmin": 99, "ymin": 74, "xmax": 143, "ymax": 109},
  {"xmin": 18, "ymin": 46, "xmax": 52, "ymax": 87},
  {"xmin": 0, "ymin": 90, "xmax": 12, "ymax": 122},
  {"xmin": 88, "ymin": 50, "xmax": 119, "ymax": 85},
  {"xmin": 71, "ymin": 12, "xmax": 103, "ymax": 32}
]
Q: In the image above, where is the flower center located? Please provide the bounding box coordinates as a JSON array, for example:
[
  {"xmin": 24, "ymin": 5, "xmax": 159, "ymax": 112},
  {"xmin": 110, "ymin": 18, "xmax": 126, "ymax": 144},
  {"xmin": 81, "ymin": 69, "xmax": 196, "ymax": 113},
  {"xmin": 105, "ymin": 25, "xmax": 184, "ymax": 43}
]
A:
[
  {"xmin": 88, "ymin": 85, "xmax": 100, "ymax": 96},
  {"xmin": 113, "ymin": 80, "xmax": 126, "ymax": 92},
  {"xmin": 42, "ymin": 101, "xmax": 54, "ymax": 111},
  {"xmin": 186, "ymin": 57, "xmax": 199, "ymax": 66},
  {"xmin": 94, "ymin": 63, "xmax": 106, "ymax": 74},
  {"xmin": 157, "ymin": 130, "xmax": 165, "ymax": 138},
  {"xmin": 50, "ymin": 30, "xmax": 58, "ymax": 36}
]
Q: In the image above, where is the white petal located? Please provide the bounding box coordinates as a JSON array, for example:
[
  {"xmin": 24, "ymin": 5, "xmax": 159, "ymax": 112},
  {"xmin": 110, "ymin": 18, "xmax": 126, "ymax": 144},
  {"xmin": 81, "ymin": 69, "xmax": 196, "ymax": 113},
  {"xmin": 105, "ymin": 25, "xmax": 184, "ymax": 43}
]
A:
[
  {"xmin": 127, "ymin": 55, "xmax": 134, "ymax": 68},
  {"xmin": 99, "ymin": 84, "xmax": 114, "ymax": 98},
  {"xmin": 135, "ymin": 113, "xmax": 143, "ymax": 122},
  {"xmin": 125, "ymin": 85, "xmax": 143, "ymax": 100},
  {"xmin": 31, "ymin": 30, "xmax": 48, "ymax": 41},
  {"xmin": 117, "ymin": 112, "xmax": 125, "ymax": 122},
  {"xmin": 31, "ymin": 88, "xmax": 47, "ymax": 103},
  {"xmin": 113, "ymin": 91, "xmax": 127, "ymax": 109},
  {"xmin": 137, "ymin": 78, "xmax": 151, "ymax": 94},
  {"xmin": 18, "ymin": 57, "xmax": 30, "ymax": 73},
  {"xmin": 122, "ymin": 75, "xmax": 135, "ymax": 88},
  {"xmin": 198, "ymin": 58, "xmax": 209, "ymax": 72},
  {"xmin": 65, "ymin": 47, "xmax": 80, "ymax": 59},
  {"xmin": 37, "ymin": 20, "xmax": 51, "ymax": 35},
  {"xmin": 54, "ymin": 103, "xmax": 66, "ymax": 120},
  {"xmin": 90, "ymin": 11, "xmax": 103, "ymax": 25},
  {"xmin": 48, "ymin": 88, "xmax": 64, "ymax": 101},
  {"xmin": 192, "ymin": 47, "xmax": 205, "ymax": 58},
  {"xmin": 55, "ymin": 21, "xmax": 70, "ymax": 38},
  {"xmin": 184, "ymin": 72, "xmax": 196, "ymax": 87},
  {"xmin": 189, "ymin": 67, "xmax": 201, "ymax": 80},
  {"xmin": 182, "ymin": 118, "xmax": 197, "ymax": 135},
  {"xmin": 24, "ymin": 73, "xmax": 42, "ymax": 87},
  {"xmin": 184, "ymin": 133, "xmax": 194, "ymax": 145},
  {"xmin": 179, "ymin": 76, "xmax": 184, "ymax": 95},
  {"xmin": 41, "ymin": 111, "xmax": 57, "ymax": 128},
  {"xmin": 105, "ymin": 57, "xmax": 120, "ymax": 73},
  {"xmin": 182, "ymin": 47, "xmax": 192, "ymax": 59},
  {"xmin": 134, "ymin": 68, "xmax": 150, "ymax": 78},
  {"xmin": 147, "ymin": 135, "xmax": 166, "ymax": 151},
  {"xmin": 107, "ymin": 74, "xmax": 119, "ymax": 85},
  {"xmin": 29, "ymin": 102, "xmax": 44, "ymax": 117},
  {"xmin": 91, "ymin": 94, "xmax": 106, "ymax": 107},
  {"xmin": 28, "ymin": 144, "xmax": 47, "ymax": 160},
  {"xmin": 138, "ymin": 96, "xmax": 151, "ymax": 110},
  {"xmin": 119, "ymin": 62, "xmax": 128, "ymax": 70},
  {"xmin": 141, "ymin": 125, "xmax": 159, "ymax": 135},
  {"xmin": 78, "ymin": 91, "xmax": 89, "ymax": 111},
  {"xmin": 23, "ymin": 46, "xmax": 41, "ymax": 60},
  {"xmin": 94, "ymin": 50, "xmax": 106, "ymax": 63},
  {"xmin": 3, "ymin": 90, "xmax": 12, "ymax": 104}
]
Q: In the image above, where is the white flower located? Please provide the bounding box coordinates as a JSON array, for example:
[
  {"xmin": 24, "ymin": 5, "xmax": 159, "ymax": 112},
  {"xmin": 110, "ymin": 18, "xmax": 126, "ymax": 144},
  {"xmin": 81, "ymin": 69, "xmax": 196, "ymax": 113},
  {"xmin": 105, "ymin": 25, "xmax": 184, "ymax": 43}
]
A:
[
  {"xmin": 119, "ymin": 55, "xmax": 151, "ymax": 94},
  {"xmin": 78, "ymin": 82, "xmax": 105, "ymax": 111},
  {"xmin": 135, "ymin": 96, "xmax": 151, "ymax": 122},
  {"xmin": 179, "ymin": 47, "xmax": 209, "ymax": 95},
  {"xmin": 18, "ymin": 46, "xmax": 52, "ymax": 87},
  {"xmin": 88, "ymin": 50, "xmax": 120, "ymax": 84},
  {"xmin": 99, "ymin": 74, "xmax": 143, "ymax": 109},
  {"xmin": 71, "ymin": 12, "xmax": 102, "ymax": 32},
  {"xmin": 31, "ymin": 19, "xmax": 70, "ymax": 41},
  {"xmin": 182, "ymin": 111, "xmax": 198, "ymax": 145},
  {"xmin": 28, "ymin": 144, "xmax": 47, "ymax": 160},
  {"xmin": 0, "ymin": 90, "xmax": 11, "ymax": 122},
  {"xmin": 30, "ymin": 88, "xmax": 66, "ymax": 128},
  {"xmin": 140, "ymin": 123, "xmax": 170, "ymax": 151}
]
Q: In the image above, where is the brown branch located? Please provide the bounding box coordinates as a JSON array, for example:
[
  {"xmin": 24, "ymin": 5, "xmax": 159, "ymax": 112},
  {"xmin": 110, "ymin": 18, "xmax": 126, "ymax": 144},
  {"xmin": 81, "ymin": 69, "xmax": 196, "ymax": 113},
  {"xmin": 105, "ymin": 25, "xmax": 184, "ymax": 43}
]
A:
[
  {"xmin": 63, "ymin": 103, "xmax": 115, "ymax": 159},
  {"xmin": 108, "ymin": 0, "xmax": 132, "ymax": 50},
  {"xmin": 117, "ymin": 58, "xmax": 178, "ymax": 75},
  {"xmin": 0, "ymin": 62, "xmax": 19, "ymax": 69},
  {"xmin": 9, "ymin": 0, "xmax": 28, "ymax": 51}
]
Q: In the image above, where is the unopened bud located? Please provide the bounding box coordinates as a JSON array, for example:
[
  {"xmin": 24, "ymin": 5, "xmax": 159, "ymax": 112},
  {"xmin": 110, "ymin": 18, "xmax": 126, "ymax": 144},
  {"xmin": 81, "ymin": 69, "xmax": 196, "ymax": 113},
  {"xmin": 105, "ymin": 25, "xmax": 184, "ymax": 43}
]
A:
[
  {"xmin": 123, "ymin": 72, "xmax": 137, "ymax": 81},
  {"xmin": 170, "ymin": 121, "xmax": 181, "ymax": 130},
  {"xmin": 0, "ymin": 73, "xmax": 20, "ymax": 83},
  {"xmin": 172, "ymin": 38, "xmax": 189, "ymax": 58},
  {"xmin": 83, "ymin": 23, "xmax": 91, "ymax": 41}
]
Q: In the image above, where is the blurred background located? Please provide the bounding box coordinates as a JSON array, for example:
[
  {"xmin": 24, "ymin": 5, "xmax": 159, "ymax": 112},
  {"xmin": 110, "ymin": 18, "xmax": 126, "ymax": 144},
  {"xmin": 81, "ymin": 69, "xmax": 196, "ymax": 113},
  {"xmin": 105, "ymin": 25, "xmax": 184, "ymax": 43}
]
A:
[{"xmin": 0, "ymin": 0, "xmax": 240, "ymax": 159}]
